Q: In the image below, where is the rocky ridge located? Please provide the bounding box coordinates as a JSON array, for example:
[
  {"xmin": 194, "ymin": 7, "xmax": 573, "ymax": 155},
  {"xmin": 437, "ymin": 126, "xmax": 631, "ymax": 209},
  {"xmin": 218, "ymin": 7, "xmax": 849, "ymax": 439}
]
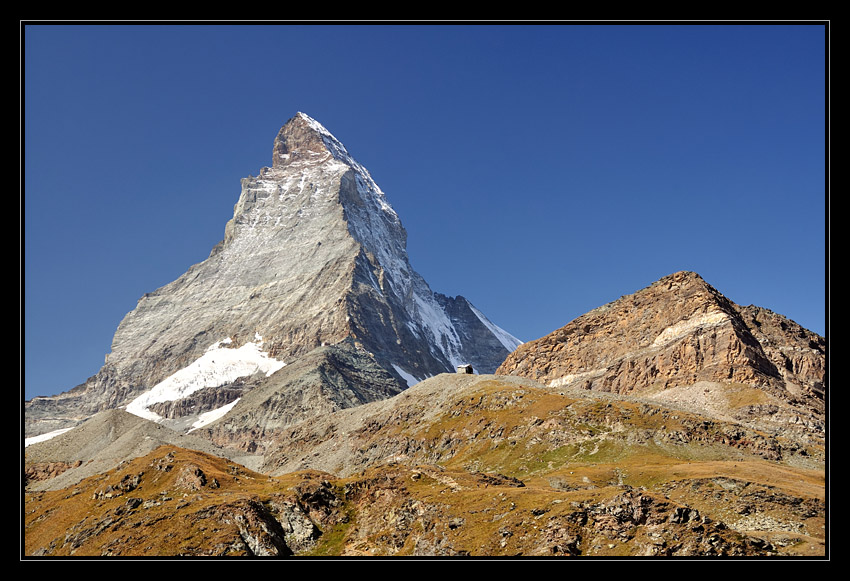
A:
[{"xmin": 495, "ymin": 271, "xmax": 825, "ymax": 445}]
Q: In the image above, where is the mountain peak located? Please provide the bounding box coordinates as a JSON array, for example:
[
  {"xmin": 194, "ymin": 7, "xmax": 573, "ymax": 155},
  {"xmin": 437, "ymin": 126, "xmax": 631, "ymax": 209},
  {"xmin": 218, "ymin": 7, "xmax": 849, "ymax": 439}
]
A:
[
  {"xmin": 271, "ymin": 112, "xmax": 359, "ymax": 172},
  {"xmin": 271, "ymin": 112, "xmax": 334, "ymax": 168},
  {"xmin": 496, "ymin": 271, "xmax": 825, "ymax": 436},
  {"xmin": 25, "ymin": 112, "xmax": 521, "ymax": 442}
]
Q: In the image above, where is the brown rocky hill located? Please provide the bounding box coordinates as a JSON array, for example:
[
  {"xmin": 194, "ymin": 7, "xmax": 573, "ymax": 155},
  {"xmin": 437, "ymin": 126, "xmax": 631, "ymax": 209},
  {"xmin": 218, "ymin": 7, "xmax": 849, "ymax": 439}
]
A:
[
  {"xmin": 496, "ymin": 271, "xmax": 825, "ymax": 446},
  {"xmin": 25, "ymin": 375, "xmax": 826, "ymax": 557}
]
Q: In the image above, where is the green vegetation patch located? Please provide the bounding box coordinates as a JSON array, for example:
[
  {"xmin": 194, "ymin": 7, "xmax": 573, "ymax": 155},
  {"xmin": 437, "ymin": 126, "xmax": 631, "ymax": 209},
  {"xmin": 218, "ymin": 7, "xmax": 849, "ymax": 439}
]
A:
[{"xmin": 302, "ymin": 515, "xmax": 356, "ymax": 556}]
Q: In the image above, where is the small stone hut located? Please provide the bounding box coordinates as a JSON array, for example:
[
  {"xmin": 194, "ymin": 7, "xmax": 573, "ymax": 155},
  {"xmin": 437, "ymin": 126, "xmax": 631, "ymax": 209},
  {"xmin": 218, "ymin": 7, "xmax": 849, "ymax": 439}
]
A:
[{"xmin": 456, "ymin": 364, "xmax": 474, "ymax": 374}]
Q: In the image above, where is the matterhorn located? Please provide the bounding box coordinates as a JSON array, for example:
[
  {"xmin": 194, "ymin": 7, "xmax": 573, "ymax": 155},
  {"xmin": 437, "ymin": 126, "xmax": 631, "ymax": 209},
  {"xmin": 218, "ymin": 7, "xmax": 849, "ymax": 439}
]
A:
[{"xmin": 26, "ymin": 113, "xmax": 521, "ymax": 443}]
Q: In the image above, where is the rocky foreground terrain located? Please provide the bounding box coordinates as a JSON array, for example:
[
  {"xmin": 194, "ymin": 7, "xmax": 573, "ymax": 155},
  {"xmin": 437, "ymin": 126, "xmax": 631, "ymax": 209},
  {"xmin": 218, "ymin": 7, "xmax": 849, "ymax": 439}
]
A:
[{"xmin": 24, "ymin": 371, "xmax": 825, "ymax": 557}]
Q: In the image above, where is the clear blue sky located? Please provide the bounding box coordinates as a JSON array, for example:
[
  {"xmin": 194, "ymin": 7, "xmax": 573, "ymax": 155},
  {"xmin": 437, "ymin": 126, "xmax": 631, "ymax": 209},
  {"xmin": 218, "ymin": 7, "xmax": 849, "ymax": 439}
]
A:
[{"xmin": 23, "ymin": 23, "xmax": 828, "ymax": 400}]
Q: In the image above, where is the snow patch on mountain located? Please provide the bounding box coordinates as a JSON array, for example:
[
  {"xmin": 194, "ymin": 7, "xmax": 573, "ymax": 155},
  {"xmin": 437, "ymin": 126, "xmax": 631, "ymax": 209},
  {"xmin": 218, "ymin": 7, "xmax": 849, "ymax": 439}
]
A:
[
  {"xmin": 469, "ymin": 304, "xmax": 523, "ymax": 353},
  {"xmin": 187, "ymin": 399, "xmax": 241, "ymax": 433},
  {"xmin": 25, "ymin": 427, "xmax": 74, "ymax": 448},
  {"xmin": 392, "ymin": 364, "xmax": 420, "ymax": 388},
  {"xmin": 125, "ymin": 334, "xmax": 286, "ymax": 423},
  {"xmin": 413, "ymin": 291, "xmax": 465, "ymax": 368}
]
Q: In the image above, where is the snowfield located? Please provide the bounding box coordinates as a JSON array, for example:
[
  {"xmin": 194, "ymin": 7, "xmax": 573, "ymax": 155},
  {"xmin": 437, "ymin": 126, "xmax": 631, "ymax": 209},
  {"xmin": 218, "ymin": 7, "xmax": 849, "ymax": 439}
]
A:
[
  {"xmin": 469, "ymin": 303, "xmax": 523, "ymax": 353},
  {"xmin": 25, "ymin": 334, "xmax": 282, "ymax": 446},
  {"xmin": 392, "ymin": 364, "xmax": 423, "ymax": 387},
  {"xmin": 125, "ymin": 334, "xmax": 285, "ymax": 423},
  {"xmin": 25, "ymin": 428, "xmax": 74, "ymax": 448}
]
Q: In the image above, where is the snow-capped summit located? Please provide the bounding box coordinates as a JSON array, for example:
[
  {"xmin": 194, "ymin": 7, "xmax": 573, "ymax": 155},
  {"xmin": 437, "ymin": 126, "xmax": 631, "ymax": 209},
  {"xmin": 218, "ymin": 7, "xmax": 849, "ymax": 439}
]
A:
[{"xmin": 26, "ymin": 113, "xmax": 521, "ymax": 440}]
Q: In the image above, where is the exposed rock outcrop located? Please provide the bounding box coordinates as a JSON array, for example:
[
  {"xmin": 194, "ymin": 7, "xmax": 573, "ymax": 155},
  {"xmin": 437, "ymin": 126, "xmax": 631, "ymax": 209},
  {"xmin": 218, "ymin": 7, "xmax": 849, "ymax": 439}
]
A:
[
  {"xmin": 26, "ymin": 445, "xmax": 813, "ymax": 557},
  {"xmin": 495, "ymin": 271, "xmax": 825, "ymax": 444},
  {"xmin": 195, "ymin": 341, "xmax": 406, "ymax": 454}
]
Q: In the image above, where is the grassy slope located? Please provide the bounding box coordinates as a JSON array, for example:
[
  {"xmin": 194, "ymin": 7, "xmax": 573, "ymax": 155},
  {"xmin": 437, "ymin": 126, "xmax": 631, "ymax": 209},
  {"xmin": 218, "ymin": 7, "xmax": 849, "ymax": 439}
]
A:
[{"xmin": 24, "ymin": 378, "xmax": 826, "ymax": 557}]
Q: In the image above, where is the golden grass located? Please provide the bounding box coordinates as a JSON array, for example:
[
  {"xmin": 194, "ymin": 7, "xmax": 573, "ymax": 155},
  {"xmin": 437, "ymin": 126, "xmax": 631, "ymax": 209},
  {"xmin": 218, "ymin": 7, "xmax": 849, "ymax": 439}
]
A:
[
  {"xmin": 722, "ymin": 382, "xmax": 774, "ymax": 409},
  {"xmin": 24, "ymin": 376, "xmax": 827, "ymax": 557}
]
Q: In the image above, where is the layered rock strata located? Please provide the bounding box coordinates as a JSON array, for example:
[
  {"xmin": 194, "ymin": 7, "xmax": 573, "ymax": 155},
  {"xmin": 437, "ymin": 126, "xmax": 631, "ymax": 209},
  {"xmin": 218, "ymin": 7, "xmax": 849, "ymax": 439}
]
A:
[{"xmin": 495, "ymin": 271, "xmax": 825, "ymax": 443}]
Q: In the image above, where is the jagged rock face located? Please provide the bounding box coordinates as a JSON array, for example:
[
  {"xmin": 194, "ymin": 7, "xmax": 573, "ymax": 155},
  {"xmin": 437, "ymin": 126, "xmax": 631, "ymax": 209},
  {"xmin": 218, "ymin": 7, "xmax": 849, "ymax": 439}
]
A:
[
  {"xmin": 26, "ymin": 113, "xmax": 519, "ymax": 437},
  {"xmin": 195, "ymin": 341, "xmax": 407, "ymax": 455},
  {"xmin": 495, "ymin": 271, "xmax": 825, "ymax": 442},
  {"xmin": 735, "ymin": 304, "xmax": 826, "ymax": 399}
]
